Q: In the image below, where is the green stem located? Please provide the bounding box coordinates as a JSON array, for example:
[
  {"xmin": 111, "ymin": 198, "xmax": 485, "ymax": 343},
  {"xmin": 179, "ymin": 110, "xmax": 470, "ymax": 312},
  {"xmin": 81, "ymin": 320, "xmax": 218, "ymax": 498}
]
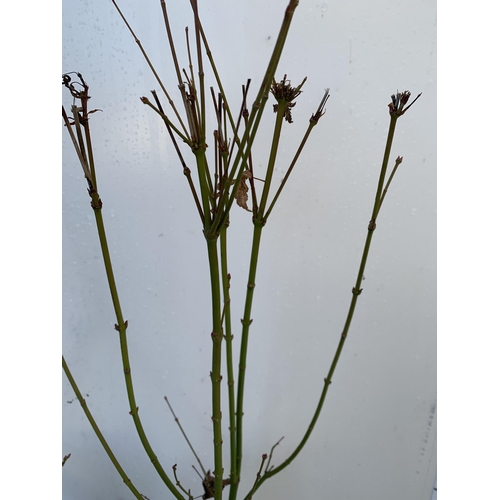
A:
[
  {"xmin": 231, "ymin": 101, "xmax": 287, "ymax": 499},
  {"xmin": 230, "ymin": 223, "xmax": 264, "ymax": 500},
  {"xmin": 62, "ymin": 356, "xmax": 144, "ymax": 500},
  {"xmin": 92, "ymin": 207, "xmax": 185, "ymax": 500},
  {"xmin": 64, "ymin": 96, "xmax": 184, "ymax": 498},
  {"xmin": 206, "ymin": 237, "xmax": 224, "ymax": 500},
  {"xmin": 220, "ymin": 225, "xmax": 237, "ymax": 489},
  {"xmin": 264, "ymin": 88, "xmax": 330, "ymax": 221},
  {"xmin": 375, "ymin": 156, "xmax": 403, "ymax": 220},
  {"xmin": 194, "ymin": 149, "xmax": 212, "ymax": 230},
  {"xmin": 242, "ymin": 112, "xmax": 404, "ymax": 499},
  {"xmin": 256, "ymin": 100, "xmax": 287, "ymax": 220},
  {"xmin": 264, "ymin": 121, "xmax": 315, "ymax": 222},
  {"xmin": 371, "ymin": 114, "xmax": 398, "ymax": 222}
]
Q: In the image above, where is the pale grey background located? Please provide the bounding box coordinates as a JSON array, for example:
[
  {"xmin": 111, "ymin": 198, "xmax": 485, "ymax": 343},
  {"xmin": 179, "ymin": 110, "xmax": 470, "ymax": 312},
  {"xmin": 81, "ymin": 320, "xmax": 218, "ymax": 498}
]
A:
[{"xmin": 62, "ymin": 1, "xmax": 436, "ymax": 499}]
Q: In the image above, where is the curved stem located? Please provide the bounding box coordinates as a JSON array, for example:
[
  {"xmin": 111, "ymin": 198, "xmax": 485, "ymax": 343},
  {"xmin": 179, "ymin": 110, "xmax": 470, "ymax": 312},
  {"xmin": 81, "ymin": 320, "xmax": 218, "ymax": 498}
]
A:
[
  {"xmin": 243, "ymin": 111, "xmax": 404, "ymax": 499},
  {"xmin": 63, "ymin": 97, "xmax": 185, "ymax": 499},
  {"xmin": 92, "ymin": 207, "xmax": 185, "ymax": 500},
  {"xmin": 62, "ymin": 356, "xmax": 144, "ymax": 500}
]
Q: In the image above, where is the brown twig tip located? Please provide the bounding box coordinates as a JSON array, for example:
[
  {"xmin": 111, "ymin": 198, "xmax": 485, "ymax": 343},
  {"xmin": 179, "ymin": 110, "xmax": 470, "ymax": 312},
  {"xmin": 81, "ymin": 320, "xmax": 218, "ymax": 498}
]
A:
[
  {"xmin": 271, "ymin": 74, "xmax": 308, "ymax": 123},
  {"xmin": 311, "ymin": 88, "xmax": 330, "ymax": 123},
  {"xmin": 395, "ymin": 155, "xmax": 403, "ymax": 165},
  {"xmin": 388, "ymin": 90, "xmax": 422, "ymax": 116},
  {"xmin": 62, "ymin": 72, "xmax": 90, "ymax": 99}
]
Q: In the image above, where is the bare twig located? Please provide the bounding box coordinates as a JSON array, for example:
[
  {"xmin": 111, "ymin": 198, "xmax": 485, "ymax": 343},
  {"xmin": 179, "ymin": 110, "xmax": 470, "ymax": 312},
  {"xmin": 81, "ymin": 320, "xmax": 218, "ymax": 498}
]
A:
[{"xmin": 164, "ymin": 395, "xmax": 207, "ymax": 477}]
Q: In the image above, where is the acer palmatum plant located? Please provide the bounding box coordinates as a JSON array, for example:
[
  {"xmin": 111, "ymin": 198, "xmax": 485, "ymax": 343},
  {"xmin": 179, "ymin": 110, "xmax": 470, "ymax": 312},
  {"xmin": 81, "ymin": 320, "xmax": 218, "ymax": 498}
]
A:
[{"xmin": 62, "ymin": 1, "xmax": 423, "ymax": 499}]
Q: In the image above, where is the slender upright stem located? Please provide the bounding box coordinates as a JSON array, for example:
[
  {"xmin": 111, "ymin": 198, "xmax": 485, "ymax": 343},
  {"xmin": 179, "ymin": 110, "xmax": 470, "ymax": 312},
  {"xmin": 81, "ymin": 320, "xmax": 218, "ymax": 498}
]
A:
[
  {"xmin": 256, "ymin": 100, "xmax": 287, "ymax": 220},
  {"xmin": 233, "ymin": 223, "xmax": 264, "ymax": 499},
  {"xmin": 370, "ymin": 114, "xmax": 398, "ymax": 222},
  {"xmin": 220, "ymin": 226, "xmax": 238, "ymax": 488},
  {"xmin": 232, "ymin": 100, "xmax": 287, "ymax": 496},
  {"xmin": 206, "ymin": 237, "xmax": 224, "ymax": 500},
  {"xmin": 194, "ymin": 149, "xmax": 212, "ymax": 229}
]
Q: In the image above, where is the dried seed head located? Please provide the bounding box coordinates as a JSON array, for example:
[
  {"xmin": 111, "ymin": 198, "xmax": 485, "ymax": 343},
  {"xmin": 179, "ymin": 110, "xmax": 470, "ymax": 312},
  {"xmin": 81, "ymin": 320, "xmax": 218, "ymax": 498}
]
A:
[
  {"xmin": 388, "ymin": 90, "xmax": 422, "ymax": 116},
  {"xmin": 271, "ymin": 74, "xmax": 307, "ymax": 123}
]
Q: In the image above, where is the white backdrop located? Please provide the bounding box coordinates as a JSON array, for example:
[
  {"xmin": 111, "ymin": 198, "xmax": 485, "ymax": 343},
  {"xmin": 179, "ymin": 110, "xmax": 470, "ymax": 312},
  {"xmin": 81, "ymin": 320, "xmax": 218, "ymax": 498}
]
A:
[{"xmin": 62, "ymin": 1, "xmax": 436, "ymax": 499}]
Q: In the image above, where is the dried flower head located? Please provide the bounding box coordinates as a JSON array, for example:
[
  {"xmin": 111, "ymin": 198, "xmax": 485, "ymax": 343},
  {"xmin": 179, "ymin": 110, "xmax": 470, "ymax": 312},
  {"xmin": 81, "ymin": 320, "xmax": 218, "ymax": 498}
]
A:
[
  {"xmin": 271, "ymin": 74, "xmax": 307, "ymax": 123},
  {"xmin": 388, "ymin": 90, "xmax": 422, "ymax": 116}
]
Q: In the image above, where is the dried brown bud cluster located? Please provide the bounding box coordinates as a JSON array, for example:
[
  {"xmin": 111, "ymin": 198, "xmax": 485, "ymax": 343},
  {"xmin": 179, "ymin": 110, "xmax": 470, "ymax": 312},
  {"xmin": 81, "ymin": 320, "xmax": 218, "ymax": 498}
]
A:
[
  {"xmin": 271, "ymin": 74, "xmax": 307, "ymax": 123},
  {"xmin": 388, "ymin": 90, "xmax": 422, "ymax": 116}
]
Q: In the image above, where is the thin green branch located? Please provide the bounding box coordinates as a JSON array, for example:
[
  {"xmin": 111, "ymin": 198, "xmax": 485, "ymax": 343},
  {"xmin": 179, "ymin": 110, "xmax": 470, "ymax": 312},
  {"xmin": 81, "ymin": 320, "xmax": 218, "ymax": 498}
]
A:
[
  {"xmin": 220, "ymin": 226, "xmax": 237, "ymax": 489},
  {"xmin": 206, "ymin": 237, "xmax": 224, "ymax": 500},
  {"xmin": 264, "ymin": 89, "xmax": 330, "ymax": 222},
  {"xmin": 63, "ymin": 82, "xmax": 185, "ymax": 499},
  {"xmin": 62, "ymin": 356, "xmax": 144, "ymax": 499},
  {"xmin": 376, "ymin": 155, "xmax": 404, "ymax": 219},
  {"xmin": 255, "ymin": 99, "xmax": 288, "ymax": 221},
  {"xmin": 242, "ymin": 92, "xmax": 420, "ymax": 499},
  {"xmin": 370, "ymin": 114, "xmax": 398, "ymax": 224},
  {"xmin": 231, "ymin": 223, "xmax": 263, "ymax": 500},
  {"xmin": 194, "ymin": 150, "xmax": 212, "ymax": 229},
  {"xmin": 92, "ymin": 205, "xmax": 185, "ymax": 500}
]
